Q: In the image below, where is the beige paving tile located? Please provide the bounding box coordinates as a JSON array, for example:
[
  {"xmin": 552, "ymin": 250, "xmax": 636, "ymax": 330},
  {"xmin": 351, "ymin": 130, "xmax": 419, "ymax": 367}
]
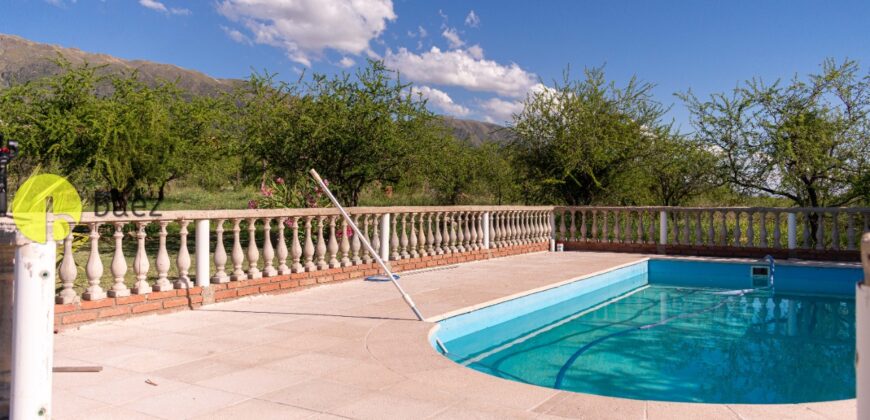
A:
[
  {"xmin": 533, "ymin": 392, "xmax": 646, "ymax": 419},
  {"xmin": 68, "ymin": 373, "xmax": 185, "ymax": 405},
  {"xmin": 262, "ymin": 378, "xmax": 370, "ymax": 412},
  {"xmin": 265, "ymin": 352, "xmax": 359, "ymax": 376},
  {"xmin": 727, "ymin": 403, "xmax": 829, "ymax": 419},
  {"xmin": 101, "ymin": 348, "xmax": 207, "ymax": 373},
  {"xmin": 192, "ymin": 399, "xmax": 319, "ymax": 420},
  {"xmin": 804, "ymin": 399, "xmax": 856, "ymax": 419},
  {"xmin": 211, "ymin": 344, "xmax": 301, "ymax": 366},
  {"xmin": 329, "ymin": 392, "xmax": 450, "ymax": 420},
  {"xmin": 196, "ymin": 367, "xmax": 310, "ymax": 397},
  {"xmin": 647, "ymin": 401, "xmax": 739, "ymax": 419},
  {"xmin": 53, "ymin": 365, "xmax": 137, "ymax": 390},
  {"xmin": 428, "ymin": 401, "xmax": 540, "ymax": 419},
  {"xmin": 321, "ymin": 361, "xmax": 407, "ymax": 390},
  {"xmin": 270, "ymin": 332, "xmax": 354, "ymax": 352},
  {"xmin": 63, "ymin": 406, "xmax": 163, "ymax": 420},
  {"xmin": 122, "ymin": 385, "xmax": 249, "ymax": 419},
  {"xmin": 52, "ymin": 389, "xmax": 109, "ymax": 419},
  {"xmin": 151, "ymin": 357, "xmax": 248, "ymax": 383}
]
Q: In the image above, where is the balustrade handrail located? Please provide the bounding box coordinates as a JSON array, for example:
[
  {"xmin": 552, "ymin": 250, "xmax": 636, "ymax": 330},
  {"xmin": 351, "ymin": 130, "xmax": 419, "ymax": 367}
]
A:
[
  {"xmin": 77, "ymin": 205, "xmax": 554, "ymax": 223},
  {"xmin": 554, "ymin": 205, "xmax": 870, "ymax": 213}
]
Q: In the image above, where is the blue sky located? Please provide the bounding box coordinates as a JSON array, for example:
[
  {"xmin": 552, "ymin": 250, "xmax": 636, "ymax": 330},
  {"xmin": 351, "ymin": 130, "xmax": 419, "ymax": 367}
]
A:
[{"xmin": 2, "ymin": 0, "xmax": 869, "ymax": 130}]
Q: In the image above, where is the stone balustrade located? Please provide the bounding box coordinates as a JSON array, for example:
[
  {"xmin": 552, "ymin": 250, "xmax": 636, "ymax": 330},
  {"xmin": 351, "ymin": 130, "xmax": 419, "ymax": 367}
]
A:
[
  {"xmin": 53, "ymin": 206, "xmax": 551, "ymax": 318},
  {"xmin": 555, "ymin": 206, "xmax": 870, "ymax": 259}
]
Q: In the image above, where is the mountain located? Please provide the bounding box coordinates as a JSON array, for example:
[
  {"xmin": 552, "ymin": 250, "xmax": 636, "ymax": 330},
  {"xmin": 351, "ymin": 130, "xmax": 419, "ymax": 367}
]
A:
[{"xmin": 0, "ymin": 33, "xmax": 510, "ymax": 143}]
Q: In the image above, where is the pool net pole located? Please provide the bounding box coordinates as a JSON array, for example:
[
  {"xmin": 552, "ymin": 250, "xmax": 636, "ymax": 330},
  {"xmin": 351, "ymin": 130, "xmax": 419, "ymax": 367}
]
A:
[
  {"xmin": 308, "ymin": 169, "xmax": 424, "ymax": 321},
  {"xmin": 858, "ymin": 233, "xmax": 870, "ymax": 419}
]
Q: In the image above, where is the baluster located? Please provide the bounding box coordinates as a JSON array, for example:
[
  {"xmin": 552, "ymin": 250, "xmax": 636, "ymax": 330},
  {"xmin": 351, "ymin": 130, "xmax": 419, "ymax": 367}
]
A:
[
  {"xmin": 262, "ymin": 218, "xmax": 277, "ymax": 277},
  {"xmin": 682, "ymin": 211, "xmax": 690, "ymax": 245},
  {"xmin": 153, "ymin": 221, "xmax": 173, "ymax": 291},
  {"xmin": 399, "ymin": 214, "xmax": 410, "ymax": 258},
  {"xmin": 734, "ymin": 211, "xmax": 742, "ymax": 247},
  {"xmin": 457, "ymin": 212, "xmax": 467, "ymax": 252},
  {"xmin": 328, "ymin": 216, "xmax": 340, "ymax": 268},
  {"xmin": 83, "ymin": 223, "xmax": 107, "ymax": 300},
  {"xmin": 290, "ymin": 217, "xmax": 304, "ymax": 273},
  {"xmin": 647, "ymin": 210, "xmax": 656, "ymax": 244},
  {"xmin": 428, "ymin": 213, "xmax": 438, "ymax": 254},
  {"xmin": 831, "ymin": 211, "xmax": 840, "ymax": 250},
  {"xmin": 634, "ymin": 211, "xmax": 642, "ymax": 244},
  {"xmin": 468, "ymin": 211, "xmax": 478, "ymax": 249},
  {"xmin": 351, "ymin": 215, "xmax": 362, "ymax": 264},
  {"xmin": 802, "ymin": 213, "xmax": 811, "ymax": 248},
  {"xmin": 370, "ymin": 214, "xmax": 381, "ymax": 262},
  {"xmin": 847, "ymin": 212, "xmax": 856, "ymax": 250},
  {"xmin": 57, "ymin": 231, "xmax": 78, "ymax": 303},
  {"xmin": 773, "ymin": 212, "xmax": 782, "ymax": 249},
  {"xmin": 175, "ymin": 220, "xmax": 191, "ymax": 289},
  {"xmin": 613, "ymin": 211, "xmax": 621, "ymax": 244},
  {"xmin": 475, "ymin": 213, "xmax": 484, "ymax": 249},
  {"xmin": 569, "ymin": 210, "xmax": 577, "ymax": 241},
  {"xmin": 559, "ymin": 210, "xmax": 567, "ymax": 241},
  {"xmin": 816, "ymin": 212, "xmax": 825, "ymax": 250},
  {"xmin": 407, "ymin": 213, "xmax": 419, "ymax": 256},
  {"xmin": 518, "ymin": 211, "xmax": 527, "ymax": 244},
  {"xmin": 508, "ymin": 211, "xmax": 517, "ymax": 246},
  {"xmin": 489, "ymin": 212, "xmax": 499, "ymax": 248},
  {"xmin": 602, "ymin": 211, "xmax": 609, "ymax": 243},
  {"xmin": 109, "ymin": 222, "xmax": 129, "ymax": 297},
  {"xmin": 212, "ymin": 219, "xmax": 229, "ymax": 283},
  {"xmin": 706, "ymin": 210, "xmax": 715, "ymax": 246},
  {"xmin": 304, "ymin": 216, "xmax": 317, "ymax": 271},
  {"xmin": 316, "ymin": 216, "xmax": 329, "ymax": 270},
  {"xmin": 580, "ymin": 210, "xmax": 588, "ymax": 242},
  {"xmin": 416, "ymin": 213, "xmax": 427, "ymax": 256},
  {"xmin": 424, "ymin": 213, "xmax": 434, "ymax": 255},
  {"xmin": 746, "ymin": 210, "xmax": 755, "ymax": 247},
  {"xmin": 694, "ymin": 211, "xmax": 702, "ymax": 246},
  {"xmin": 246, "ymin": 218, "xmax": 262, "ymax": 279},
  {"xmin": 230, "ymin": 219, "xmax": 247, "ymax": 280},
  {"xmin": 720, "ymin": 211, "xmax": 728, "ymax": 246},
  {"xmin": 442, "ymin": 212, "xmax": 452, "ymax": 252},
  {"xmin": 339, "ymin": 217, "xmax": 352, "ymax": 267},
  {"xmin": 590, "ymin": 210, "xmax": 598, "ymax": 241},
  {"xmin": 276, "ymin": 217, "xmax": 290, "ymax": 274},
  {"xmin": 362, "ymin": 215, "xmax": 373, "ymax": 264},
  {"xmin": 132, "ymin": 222, "xmax": 152, "ymax": 293},
  {"xmin": 434, "ymin": 213, "xmax": 444, "ymax": 254},
  {"xmin": 759, "ymin": 211, "xmax": 768, "ymax": 248},
  {"xmin": 391, "ymin": 213, "xmax": 401, "ymax": 259}
]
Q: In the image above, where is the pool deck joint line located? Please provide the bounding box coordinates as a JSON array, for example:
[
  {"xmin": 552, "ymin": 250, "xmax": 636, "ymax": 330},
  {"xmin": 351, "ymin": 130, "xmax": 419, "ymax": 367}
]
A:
[{"xmin": 53, "ymin": 252, "xmax": 855, "ymax": 419}]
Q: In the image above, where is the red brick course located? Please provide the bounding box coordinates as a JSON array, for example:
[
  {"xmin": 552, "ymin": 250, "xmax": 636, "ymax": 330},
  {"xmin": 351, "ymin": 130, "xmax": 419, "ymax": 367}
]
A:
[{"xmin": 54, "ymin": 242, "xmax": 549, "ymax": 329}]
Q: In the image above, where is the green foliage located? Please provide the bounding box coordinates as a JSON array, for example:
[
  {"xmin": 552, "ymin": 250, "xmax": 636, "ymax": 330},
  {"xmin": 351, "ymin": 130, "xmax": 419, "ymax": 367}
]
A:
[
  {"xmin": 680, "ymin": 58, "xmax": 870, "ymax": 207},
  {"xmin": 510, "ymin": 67, "xmax": 671, "ymax": 205}
]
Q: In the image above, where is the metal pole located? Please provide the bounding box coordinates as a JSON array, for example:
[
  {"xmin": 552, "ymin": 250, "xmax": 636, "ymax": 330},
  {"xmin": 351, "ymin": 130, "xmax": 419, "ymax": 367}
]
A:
[
  {"xmin": 309, "ymin": 169, "xmax": 424, "ymax": 321},
  {"xmin": 857, "ymin": 233, "xmax": 870, "ymax": 420},
  {"xmin": 482, "ymin": 212, "xmax": 490, "ymax": 250},
  {"xmin": 10, "ymin": 221, "xmax": 55, "ymax": 419}
]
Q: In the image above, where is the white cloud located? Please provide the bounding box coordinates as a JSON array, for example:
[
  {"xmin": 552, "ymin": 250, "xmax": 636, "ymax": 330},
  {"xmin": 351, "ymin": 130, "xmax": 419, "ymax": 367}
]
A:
[
  {"xmin": 384, "ymin": 47, "xmax": 539, "ymax": 98},
  {"xmin": 412, "ymin": 86, "xmax": 470, "ymax": 117},
  {"xmin": 479, "ymin": 97, "xmax": 524, "ymax": 123},
  {"xmin": 465, "ymin": 10, "xmax": 480, "ymax": 28},
  {"xmin": 418, "ymin": 26, "xmax": 428, "ymax": 38},
  {"xmin": 441, "ymin": 27, "xmax": 464, "ymax": 49},
  {"xmin": 338, "ymin": 57, "xmax": 356, "ymax": 68},
  {"xmin": 139, "ymin": 0, "xmax": 189, "ymax": 15},
  {"xmin": 217, "ymin": 0, "xmax": 396, "ymax": 66},
  {"xmin": 467, "ymin": 44, "xmax": 483, "ymax": 60},
  {"xmin": 221, "ymin": 25, "xmax": 252, "ymax": 45}
]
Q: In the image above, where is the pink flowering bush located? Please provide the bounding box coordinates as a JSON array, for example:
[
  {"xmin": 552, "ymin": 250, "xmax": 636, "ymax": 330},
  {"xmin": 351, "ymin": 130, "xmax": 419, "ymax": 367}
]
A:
[{"xmin": 255, "ymin": 176, "xmax": 331, "ymax": 209}]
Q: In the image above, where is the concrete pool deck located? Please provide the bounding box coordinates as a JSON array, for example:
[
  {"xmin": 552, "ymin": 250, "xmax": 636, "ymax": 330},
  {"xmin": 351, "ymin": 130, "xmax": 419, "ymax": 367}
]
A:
[{"xmin": 53, "ymin": 252, "xmax": 855, "ymax": 419}]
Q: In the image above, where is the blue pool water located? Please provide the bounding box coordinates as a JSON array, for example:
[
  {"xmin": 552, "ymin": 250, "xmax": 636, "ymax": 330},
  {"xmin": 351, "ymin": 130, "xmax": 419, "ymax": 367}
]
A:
[{"xmin": 435, "ymin": 259, "xmax": 861, "ymax": 404}]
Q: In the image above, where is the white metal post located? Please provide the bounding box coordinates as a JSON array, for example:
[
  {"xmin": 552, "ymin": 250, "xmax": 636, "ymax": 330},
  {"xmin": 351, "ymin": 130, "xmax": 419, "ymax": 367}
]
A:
[
  {"xmin": 10, "ymin": 229, "xmax": 55, "ymax": 419},
  {"xmin": 659, "ymin": 210, "xmax": 668, "ymax": 245},
  {"xmin": 857, "ymin": 233, "xmax": 870, "ymax": 420},
  {"xmin": 787, "ymin": 213, "xmax": 797, "ymax": 249},
  {"xmin": 549, "ymin": 211, "xmax": 556, "ymax": 252},
  {"xmin": 380, "ymin": 213, "xmax": 390, "ymax": 262},
  {"xmin": 195, "ymin": 219, "xmax": 210, "ymax": 288},
  {"xmin": 482, "ymin": 212, "xmax": 490, "ymax": 249}
]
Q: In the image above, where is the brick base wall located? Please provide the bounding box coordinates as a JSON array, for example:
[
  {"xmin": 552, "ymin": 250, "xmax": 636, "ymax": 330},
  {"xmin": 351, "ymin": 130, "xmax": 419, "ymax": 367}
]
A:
[
  {"xmin": 55, "ymin": 242, "xmax": 548, "ymax": 330},
  {"xmin": 561, "ymin": 241, "xmax": 860, "ymax": 262}
]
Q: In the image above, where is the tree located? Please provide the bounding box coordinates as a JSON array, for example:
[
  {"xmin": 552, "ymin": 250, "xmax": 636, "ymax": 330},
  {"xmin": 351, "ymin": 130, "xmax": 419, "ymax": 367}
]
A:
[
  {"xmin": 510, "ymin": 67, "xmax": 670, "ymax": 205},
  {"xmin": 644, "ymin": 135, "xmax": 721, "ymax": 206},
  {"xmin": 242, "ymin": 60, "xmax": 439, "ymax": 206},
  {"xmin": 680, "ymin": 59, "xmax": 870, "ymax": 208}
]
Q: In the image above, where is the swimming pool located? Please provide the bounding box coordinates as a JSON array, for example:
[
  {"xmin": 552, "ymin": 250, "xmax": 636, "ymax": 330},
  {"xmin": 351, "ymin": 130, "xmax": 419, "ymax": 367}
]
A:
[{"xmin": 432, "ymin": 259, "xmax": 862, "ymax": 404}]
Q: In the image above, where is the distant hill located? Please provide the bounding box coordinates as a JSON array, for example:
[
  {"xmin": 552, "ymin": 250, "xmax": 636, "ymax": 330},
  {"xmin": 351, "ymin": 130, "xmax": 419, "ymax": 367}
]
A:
[{"xmin": 0, "ymin": 33, "xmax": 511, "ymax": 144}]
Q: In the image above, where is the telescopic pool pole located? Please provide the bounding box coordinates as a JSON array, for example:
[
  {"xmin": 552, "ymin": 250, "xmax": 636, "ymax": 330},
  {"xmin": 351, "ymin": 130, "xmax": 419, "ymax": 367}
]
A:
[{"xmin": 308, "ymin": 169, "xmax": 424, "ymax": 321}]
